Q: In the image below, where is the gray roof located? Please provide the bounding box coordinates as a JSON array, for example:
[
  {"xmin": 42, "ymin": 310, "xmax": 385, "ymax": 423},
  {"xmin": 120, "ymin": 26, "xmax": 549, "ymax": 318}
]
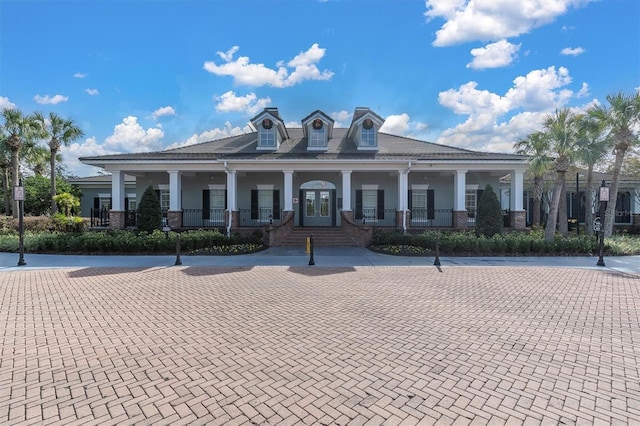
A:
[{"xmin": 80, "ymin": 128, "xmax": 527, "ymax": 163}]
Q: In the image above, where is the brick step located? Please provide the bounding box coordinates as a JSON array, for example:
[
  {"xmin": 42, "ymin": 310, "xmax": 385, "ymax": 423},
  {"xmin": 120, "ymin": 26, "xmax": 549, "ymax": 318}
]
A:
[{"xmin": 278, "ymin": 228, "xmax": 359, "ymax": 246}]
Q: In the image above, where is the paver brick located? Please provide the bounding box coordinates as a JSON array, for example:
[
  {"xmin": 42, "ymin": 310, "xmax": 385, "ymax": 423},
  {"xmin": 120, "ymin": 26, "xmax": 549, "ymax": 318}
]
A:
[{"xmin": 1, "ymin": 265, "xmax": 639, "ymax": 424}]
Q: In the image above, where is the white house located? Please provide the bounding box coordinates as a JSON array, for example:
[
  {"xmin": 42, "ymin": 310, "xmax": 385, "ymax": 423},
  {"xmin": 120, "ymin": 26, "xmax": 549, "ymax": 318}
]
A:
[{"xmin": 79, "ymin": 107, "xmax": 530, "ymax": 245}]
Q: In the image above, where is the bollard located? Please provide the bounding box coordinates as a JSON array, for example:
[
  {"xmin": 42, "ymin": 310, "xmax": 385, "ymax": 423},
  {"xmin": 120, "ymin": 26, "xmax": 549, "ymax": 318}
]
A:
[
  {"xmin": 308, "ymin": 233, "xmax": 315, "ymax": 266},
  {"xmin": 175, "ymin": 233, "xmax": 182, "ymax": 266},
  {"xmin": 433, "ymin": 234, "xmax": 441, "ymax": 266}
]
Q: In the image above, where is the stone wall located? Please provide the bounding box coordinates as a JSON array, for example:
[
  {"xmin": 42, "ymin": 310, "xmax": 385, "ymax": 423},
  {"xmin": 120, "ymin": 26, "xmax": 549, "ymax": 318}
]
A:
[
  {"xmin": 509, "ymin": 210, "xmax": 527, "ymax": 230},
  {"xmin": 167, "ymin": 211, "xmax": 182, "ymax": 229},
  {"xmin": 453, "ymin": 211, "xmax": 468, "ymax": 230},
  {"xmin": 264, "ymin": 211, "xmax": 295, "ymax": 246},
  {"xmin": 108, "ymin": 211, "xmax": 126, "ymax": 230},
  {"xmin": 340, "ymin": 211, "xmax": 373, "ymax": 246}
]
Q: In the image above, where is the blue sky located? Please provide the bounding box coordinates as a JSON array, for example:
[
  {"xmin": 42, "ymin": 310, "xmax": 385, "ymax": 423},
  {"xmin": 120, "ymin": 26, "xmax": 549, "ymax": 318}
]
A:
[{"xmin": 1, "ymin": 0, "xmax": 638, "ymax": 177}]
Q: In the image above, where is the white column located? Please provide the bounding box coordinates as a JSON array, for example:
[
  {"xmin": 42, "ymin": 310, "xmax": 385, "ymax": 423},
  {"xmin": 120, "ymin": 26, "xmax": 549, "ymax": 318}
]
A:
[
  {"xmin": 283, "ymin": 170, "xmax": 293, "ymax": 210},
  {"xmin": 341, "ymin": 170, "xmax": 352, "ymax": 210},
  {"xmin": 168, "ymin": 170, "xmax": 181, "ymax": 211},
  {"xmin": 510, "ymin": 170, "xmax": 524, "ymax": 211},
  {"xmin": 454, "ymin": 170, "xmax": 467, "ymax": 210},
  {"xmin": 398, "ymin": 170, "xmax": 409, "ymax": 211},
  {"xmin": 111, "ymin": 171, "xmax": 125, "ymax": 210},
  {"xmin": 226, "ymin": 169, "xmax": 237, "ymax": 211}
]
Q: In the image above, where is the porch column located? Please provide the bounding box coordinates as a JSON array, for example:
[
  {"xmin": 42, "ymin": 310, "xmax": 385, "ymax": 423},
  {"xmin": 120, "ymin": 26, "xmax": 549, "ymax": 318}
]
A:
[
  {"xmin": 168, "ymin": 170, "xmax": 181, "ymax": 211},
  {"xmin": 341, "ymin": 170, "xmax": 352, "ymax": 210},
  {"xmin": 453, "ymin": 170, "xmax": 468, "ymax": 229},
  {"xmin": 109, "ymin": 171, "xmax": 126, "ymax": 229},
  {"xmin": 397, "ymin": 170, "xmax": 409, "ymax": 231},
  {"xmin": 509, "ymin": 170, "xmax": 526, "ymax": 229},
  {"xmin": 226, "ymin": 169, "xmax": 237, "ymax": 211},
  {"xmin": 283, "ymin": 170, "xmax": 293, "ymax": 211},
  {"xmin": 111, "ymin": 171, "xmax": 125, "ymax": 210}
]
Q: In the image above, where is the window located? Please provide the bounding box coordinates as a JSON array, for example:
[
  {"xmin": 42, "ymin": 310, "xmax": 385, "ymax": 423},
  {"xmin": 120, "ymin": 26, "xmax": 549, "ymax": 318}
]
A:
[
  {"xmin": 210, "ymin": 189, "xmax": 225, "ymax": 210},
  {"xmin": 258, "ymin": 190, "xmax": 273, "ymax": 221},
  {"xmin": 362, "ymin": 190, "xmax": 377, "ymax": 220},
  {"xmin": 355, "ymin": 187, "xmax": 384, "ymax": 223},
  {"xmin": 159, "ymin": 190, "xmax": 170, "ymax": 211},
  {"xmin": 466, "ymin": 190, "xmax": 477, "ymax": 222},
  {"xmin": 412, "ymin": 190, "xmax": 427, "ymax": 220},
  {"xmin": 309, "ymin": 126, "xmax": 325, "ymax": 147},
  {"xmin": 251, "ymin": 187, "xmax": 281, "ymax": 222},
  {"xmin": 259, "ymin": 127, "xmax": 276, "ymax": 147},
  {"xmin": 361, "ymin": 126, "xmax": 376, "ymax": 147},
  {"xmin": 99, "ymin": 197, "xmax": 111, "ymax": 210},
  {"xmin": 127, "ymin": 197, "xmax": 137, "ymax": 211}
]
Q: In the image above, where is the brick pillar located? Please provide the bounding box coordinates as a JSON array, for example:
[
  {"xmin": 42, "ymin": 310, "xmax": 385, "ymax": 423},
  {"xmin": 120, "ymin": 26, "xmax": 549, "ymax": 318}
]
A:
[
  {"xmin": 395, "ymin": 210, "xmax": 411, "ymax": 231},
  {"xmin": 109, "ymin": 211, "xmax": 126, "ymax": 229},
  {"xmin": 229, "ymin": 211, "xmax": 240, "ymax": 230},
  {"xmin": 167, "ymin": 211, "xmax": 182, "ymax": 229},
  {"xmin": 510, "ymin": 210, "xmax": 526, "ymax": 230},
  {"xmin": 453, "ymin": 211, "xmax": 468, "ymax": 229}
]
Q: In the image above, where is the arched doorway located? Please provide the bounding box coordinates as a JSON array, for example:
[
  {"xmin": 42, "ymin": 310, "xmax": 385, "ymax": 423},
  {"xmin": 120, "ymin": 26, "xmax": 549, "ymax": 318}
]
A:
[{"xmin": 300, "ymin": 180, "xmax": 336, "ymax": 227}]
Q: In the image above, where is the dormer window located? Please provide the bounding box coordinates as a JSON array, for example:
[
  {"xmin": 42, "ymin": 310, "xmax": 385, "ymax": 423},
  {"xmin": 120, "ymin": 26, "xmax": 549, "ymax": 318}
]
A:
[
  {"xmin": 347, "ymin": 107, "xmax": 385, "ymax": 151},
  {"xmin": 301, "ymin": 110, "xmax": 334, "ymax": 151},
  {"xmin": 250, "ymin": 107, "xmax": 288, "ymax": 150}
]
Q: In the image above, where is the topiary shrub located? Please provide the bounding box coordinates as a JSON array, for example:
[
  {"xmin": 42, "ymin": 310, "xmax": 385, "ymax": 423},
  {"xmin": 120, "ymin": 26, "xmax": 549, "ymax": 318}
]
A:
[
  {"xmin": 475, "ymin": 184, "xmax": 503, "ymax": 238},
  {"xmin": 137, "ymin": 185, "xmax": 162, "ymax": 233}
]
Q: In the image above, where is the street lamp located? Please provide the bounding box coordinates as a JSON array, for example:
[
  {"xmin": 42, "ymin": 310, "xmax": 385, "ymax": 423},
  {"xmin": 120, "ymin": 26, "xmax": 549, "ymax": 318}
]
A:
[
  {"xmin": 14, "ymin": 179, "xmax": 26, "ymax": 266},
  {"xmin": 596, "ymin": 180, "xmax": 609, "ymax": 267},
  {"xmin": 576, "ymin": 172, "xmax": 581, "ymax": 236}
]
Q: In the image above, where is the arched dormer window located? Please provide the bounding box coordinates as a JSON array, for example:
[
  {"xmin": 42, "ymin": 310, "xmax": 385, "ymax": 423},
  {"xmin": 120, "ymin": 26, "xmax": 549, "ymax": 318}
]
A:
[
  {"xmin": 309, "ymin": 119, "xmax": 325, "ymax": 147},
  {"xmin": 347, "ymin": 108, "xmax": 384, "ymax": 151},
  {"xmin": 259, "ymin": 118, "xmax": 276, "ymax": 148},
  {"xmin": 249, "ymin": 108, "xmax": 288, "ymax": 150},
  {"xmin": 361, "ymin": 119, "xmax": 376, "ymax": 147},
  {"xmin": 301, "ymin": 111, "xmax": 334, "ymax": 151}
]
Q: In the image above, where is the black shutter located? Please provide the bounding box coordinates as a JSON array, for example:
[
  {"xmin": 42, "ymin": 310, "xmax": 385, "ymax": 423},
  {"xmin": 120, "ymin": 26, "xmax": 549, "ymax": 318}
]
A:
[
  {"xmin": 407, "ymin": 190, "xmax": 412, "ymax": 221},
  {"xmin": 224, "ymin": 190, "xmax": 228, "ymax": 210},
  {"xmin": 124, "ymin": 197, "xmax": 129, "ymax": 211},
  {"xmin": 299, "ymin": 189, "xmax": 304, "ymax": 227},
  {"xmin": 109, "ymin": 198, "xmax": 112, "ymax": 210},
  {"xmin": 331, "ymin": 190, "xmax": 337, "ymax": 227},
  {"xmin": 377, "ymin": 190, "xmax": 384, "ymax": 220},
  {"xmin": 355, "ymin": 190, "xmax": 363, "ymax": 220},
  {"xmin": 155, "ymin": 190, "xmax": 161, "ymax": 201},
  {"xmin": 251, "ymin": 190, "xmax": 258, "ymax": 220},
  {"xmin": 202, "ymin": 190, "xmax": 210, "ymax": 219},
  {"xmin": 273, "ymin": 190, "xmax": 280, "ymax": 220},
  {"xmin": 94, "ymin": 197, "xmax": 99, "ymax": 209},
  {"xmin": 427, "ymin": 190, "xmax": 435, "ymax": 220},
  {"xmin": 476, "ymin": 189, "xmax": 484, "ymax": 204}
]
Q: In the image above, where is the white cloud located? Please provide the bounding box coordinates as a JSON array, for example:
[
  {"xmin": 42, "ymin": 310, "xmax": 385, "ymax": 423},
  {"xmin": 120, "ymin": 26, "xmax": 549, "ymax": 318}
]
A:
[
  {"xmin": 104, "ymin": 116, "xmax": 164, "ymax": 152},
  {"xmin": 0, "ymin": 96, "xmax": 17, "ymax": 109},
  {"xmin": 425, "ymin": 0, "xmax": 592, "ymax": 46},
  {"xmin": 214, "ymin": 91, "xmax": 271, "ymax": 115},
  {"xmin": 560, "ymin": 46, "xmax": 586, "ymax": 56},
  {"xmin": 436, "ymin": 66, "xmax": 581, "ymax": 151},
  {"xmin": 151, "ymin": 106, "xmax": 176, "ymax": 120},
  {"xmin": 74, "ymin": 73, "xmax": 87, "ymax": 78},
  {"xmin": 467, "ymin": 39, "xmax": 521, "ymax": 69},
  {"xmin": 330, "ymin": 110, "xmax": 351, "ymax": 127},
  {"xmin": 576, "ymin": 82, "xmax": 589, "ymax": 98},
  {"xmin": 62, "ymin": 137, "xmax": 113, "ymax": 177},
  {"xmin": 85, "ymin": 88, "xmax": 99, "ymax": 96},
  {"xmin": 203, "ymin": 44, "xmax": 334, "ymax": 88},
  {"xmin": 33, "ymin": 94, "xmax": 69, "ymax": 105},
  {"xmin": 165, "ymin": 121, "xmax": 251, "ymax": 149},
  {"xmin": 380, "ymin": 113, "xmax": 428, "ymax": 139}
]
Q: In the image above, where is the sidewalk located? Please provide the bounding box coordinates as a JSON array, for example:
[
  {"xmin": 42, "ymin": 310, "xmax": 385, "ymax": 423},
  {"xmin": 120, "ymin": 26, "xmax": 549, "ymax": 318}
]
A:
[{"xmin": 1, "ymin": 247, "xmax": 638, "ymax": 274}]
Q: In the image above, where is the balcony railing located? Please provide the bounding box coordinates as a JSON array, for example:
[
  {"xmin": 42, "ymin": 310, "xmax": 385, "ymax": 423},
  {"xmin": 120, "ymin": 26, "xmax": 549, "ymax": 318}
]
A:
[
  {"xmin": 239, "ymin": 209, "xmax": 282, "ymax": 227},
  {"xmin": 409, "ymin": 209, "xmax": 453, "ymax": 228},
  {"xmin": 358, "ymin": 209, "xmax": 397, "ymax": 227},
  {"xmin": 90, "ymin": 208, "xmax": 110, "ymax": 227},
  {"xmin": 182, "ymin": 209, "xmax": 226, "ymax": 228}
]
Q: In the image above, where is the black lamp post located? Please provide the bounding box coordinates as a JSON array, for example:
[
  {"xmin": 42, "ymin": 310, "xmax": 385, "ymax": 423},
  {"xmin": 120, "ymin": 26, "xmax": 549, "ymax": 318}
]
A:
[
  {"xmin": 596, "ymin": 180, "xmax": 608, "ymax": 267},
  {"xmin": 14, "ymin": 179, "xmax": 26, "ymax": 266},
  {"xmin": 576, "ymin": 172, "xmax": 580, "ymax": 236}
]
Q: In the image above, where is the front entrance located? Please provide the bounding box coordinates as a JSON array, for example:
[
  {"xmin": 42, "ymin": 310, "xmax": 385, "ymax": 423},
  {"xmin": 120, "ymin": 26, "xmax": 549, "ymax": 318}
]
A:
[{"xmin": 299, "ymin": 180, "xmax": 336, "ymax": 227}]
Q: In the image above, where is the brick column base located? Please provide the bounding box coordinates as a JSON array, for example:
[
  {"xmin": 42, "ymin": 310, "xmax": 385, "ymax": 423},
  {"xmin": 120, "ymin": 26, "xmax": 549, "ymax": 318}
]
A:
[
  {"xmin": 453, "ymin": 211, "xmax": 468, "ymax": 230},
  {"xmin": 509, "ymin": 210, "xmax": 526, "ymax": 230},
  {"xmin": 167, "ymin": 211, "xmax": 182, "ymax": 229},
  {"xmin": 396, "ymin": 210, "xmax": 410, "ymax": 231},
  {"xmin": 109, "ymin": 211, "xmax": 126, "ymax": 230}
]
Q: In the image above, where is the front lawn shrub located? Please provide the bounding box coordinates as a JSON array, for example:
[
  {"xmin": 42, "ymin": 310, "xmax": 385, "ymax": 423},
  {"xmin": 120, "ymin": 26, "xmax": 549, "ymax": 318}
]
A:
[
  {"xmin": 137, "ymin": 186, "xmax": 163, "ymax": 233},
  {"xmin": 475, "ymin": 184, "xmax": 503, "ymax": 237}
]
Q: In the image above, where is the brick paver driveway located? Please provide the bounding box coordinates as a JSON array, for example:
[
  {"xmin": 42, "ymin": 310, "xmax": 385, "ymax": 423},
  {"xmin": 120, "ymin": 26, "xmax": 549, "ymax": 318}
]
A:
[{"xmin": 1, "ymin": 265, "xmax": 639, "ymax": 425}]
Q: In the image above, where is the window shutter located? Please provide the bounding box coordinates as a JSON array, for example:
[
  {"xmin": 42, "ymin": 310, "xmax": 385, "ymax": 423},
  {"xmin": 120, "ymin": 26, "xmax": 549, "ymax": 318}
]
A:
[
  {"xmin": 155, "ymin": 190, "xmax": 161, "ymax": 201},
  {"xmin": 299, "ymin": 189, "xmax": 304, "ymax": 227},
  {"xmin": 407, "ymin": 190, "xmax": 413, "ymax": 210},
  {"xmin": 273, "ymin": 190, "xmax": 281, "ymax": 220},
  {"xmin": 377, "ymin": 190, "xmax": 384, "ymax": 220},
  {"xmin": 124, "ymin": 197, "xmax": 129, "ymax": 211},
  {"xmin": 476, "ymin": 190, "xmax": 484, "ymax": 204},
  {"xmin": 224, "ymin": 190, "xmax": 228, "ymax": 210},
  {"xmin": 427, "ymin": 190, "xmax": 435, "ymax": 220},
  {"xmin": 109, "ymin": 198, "xmax": 112, "ymax": 210},
  {"xmin": 251, "ymin": 190, "xmax": 258, "ymax": 220},
  {"xmin": 202, "ymin": 190, "xmax": 210, "ymax": 220},
  {"xmin": 94, "ymin": 197, "xmax": 99, "ymax": 209},
  {"xmin": 355, "ymin": 190, "xmax": 363, "ymax": 220}
]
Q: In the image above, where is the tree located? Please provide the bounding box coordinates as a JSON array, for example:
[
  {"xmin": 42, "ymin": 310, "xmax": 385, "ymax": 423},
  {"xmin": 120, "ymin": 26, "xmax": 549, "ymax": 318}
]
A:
[
  {"xmin": 0, "ymin": 135, "xmax": 11, "ymax": 214},
  {"xmin": 515, "ymin": 131, "xmax": 552, "ymax": 227},
  {"xmin": 137, "ymin": 185, "xmax": 162, "ymax": 233},
  {"xmin": 543, "ymin": 108, "xmax": 581, "ymax": 241},
  {"xmin": 1, "ymin": 108, "xmax": 43, "ymax": 217},
  {"xmin": 475, "ymin": 184, "xmax": 503, "ymax": 237},
  {"xmin": 53, "ymin": 192, "xmax": 80, "ymax": 217},
  {"xmin": 35, "ymin": 112, "xmax": 84, "ymax": 215},
  {"xmin": 574, "ymin": 114, "xmax": 611, "ymax": 235},
  {"xmin": 588, "ymin": 92, "xmax": 640, "ymax": 236},
  {"xmin": 23, "ymin": 174, "xmax": 79, "ymax": 216}
]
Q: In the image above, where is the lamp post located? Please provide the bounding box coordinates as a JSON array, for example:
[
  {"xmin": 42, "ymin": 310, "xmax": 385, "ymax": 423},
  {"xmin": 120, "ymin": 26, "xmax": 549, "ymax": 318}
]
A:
[
  {"xmin": 576, "ymin": 172, "xmax": 580, "ymax": 236},
  {"xmin": 596, "ymin": 180, "xmax": 609, "ymax": 267}
]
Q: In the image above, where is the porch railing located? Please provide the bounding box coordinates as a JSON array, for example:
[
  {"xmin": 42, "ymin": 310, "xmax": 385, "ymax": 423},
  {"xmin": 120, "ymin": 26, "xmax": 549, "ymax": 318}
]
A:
[
  {"xmin": 239, "ymin": 209, "xmax": 283, "ymax": 227},
  {"xmin": 90, "ymin": 208, "xmax": 110, "ymax": 227},
  {"xmin": 359, "ymin": 209, "xmax": 397, "ymax": 227},
  {"xmin": 182, "ymin": 209, "xmax": 226, "ymax": 228},
  {"xmin": 409, "ymin": 209, "xmax": 453, "ymax": 228}
]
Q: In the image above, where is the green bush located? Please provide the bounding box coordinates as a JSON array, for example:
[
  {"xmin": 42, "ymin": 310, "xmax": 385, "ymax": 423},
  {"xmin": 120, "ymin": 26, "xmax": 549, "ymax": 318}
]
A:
[
  {"xmin": 476, "ymin": 184, "xmax": 503, "ymax": 238},
  {"xmin": 137, "ymin": 185, "xmax": 162, "ymax": 233}
]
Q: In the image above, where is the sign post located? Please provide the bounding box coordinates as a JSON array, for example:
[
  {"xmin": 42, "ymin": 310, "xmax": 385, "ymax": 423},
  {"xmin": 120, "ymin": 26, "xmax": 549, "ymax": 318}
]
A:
[
  {"xmin": 14, "ymin": 183, "xmax": 26, "ymax": 266},
  {"xmin": 596, "ymin": 180, "xmax": 608, "ymax": 267}
]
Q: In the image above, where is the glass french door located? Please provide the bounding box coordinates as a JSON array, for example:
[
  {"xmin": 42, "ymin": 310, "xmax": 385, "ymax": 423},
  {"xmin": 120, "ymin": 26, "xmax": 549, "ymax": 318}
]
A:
[{"xmin": 304, "ymin": 190, "xmax": 332, "ymax": 226}]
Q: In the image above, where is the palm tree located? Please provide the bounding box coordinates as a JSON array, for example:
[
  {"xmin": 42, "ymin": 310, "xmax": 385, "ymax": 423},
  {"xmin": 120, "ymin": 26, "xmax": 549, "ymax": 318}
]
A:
[
  {"xmin": 588, "ymin": 92, "xmax": 640, "ymax": 236},
  {"xmin": 0, "ymin": 135, "xmax": 12, "ymax": 214},
  {"xmin": 514, "ymin": 131, "xmax": 552, "ymax": 227},
  {"xmin": 35, "ymin": 112, "xmax": 84, "ymax": 215},
  {"xmin": 1, "ymin": 108, "xmax": 42, "ymax": 217},
  {"xmin": 543, "ymin": 108, "xmax": 581, "ymax": 241},
  {"xmin": 574, "ymin": 114, "xmax": 611, "ymax": 235}
]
